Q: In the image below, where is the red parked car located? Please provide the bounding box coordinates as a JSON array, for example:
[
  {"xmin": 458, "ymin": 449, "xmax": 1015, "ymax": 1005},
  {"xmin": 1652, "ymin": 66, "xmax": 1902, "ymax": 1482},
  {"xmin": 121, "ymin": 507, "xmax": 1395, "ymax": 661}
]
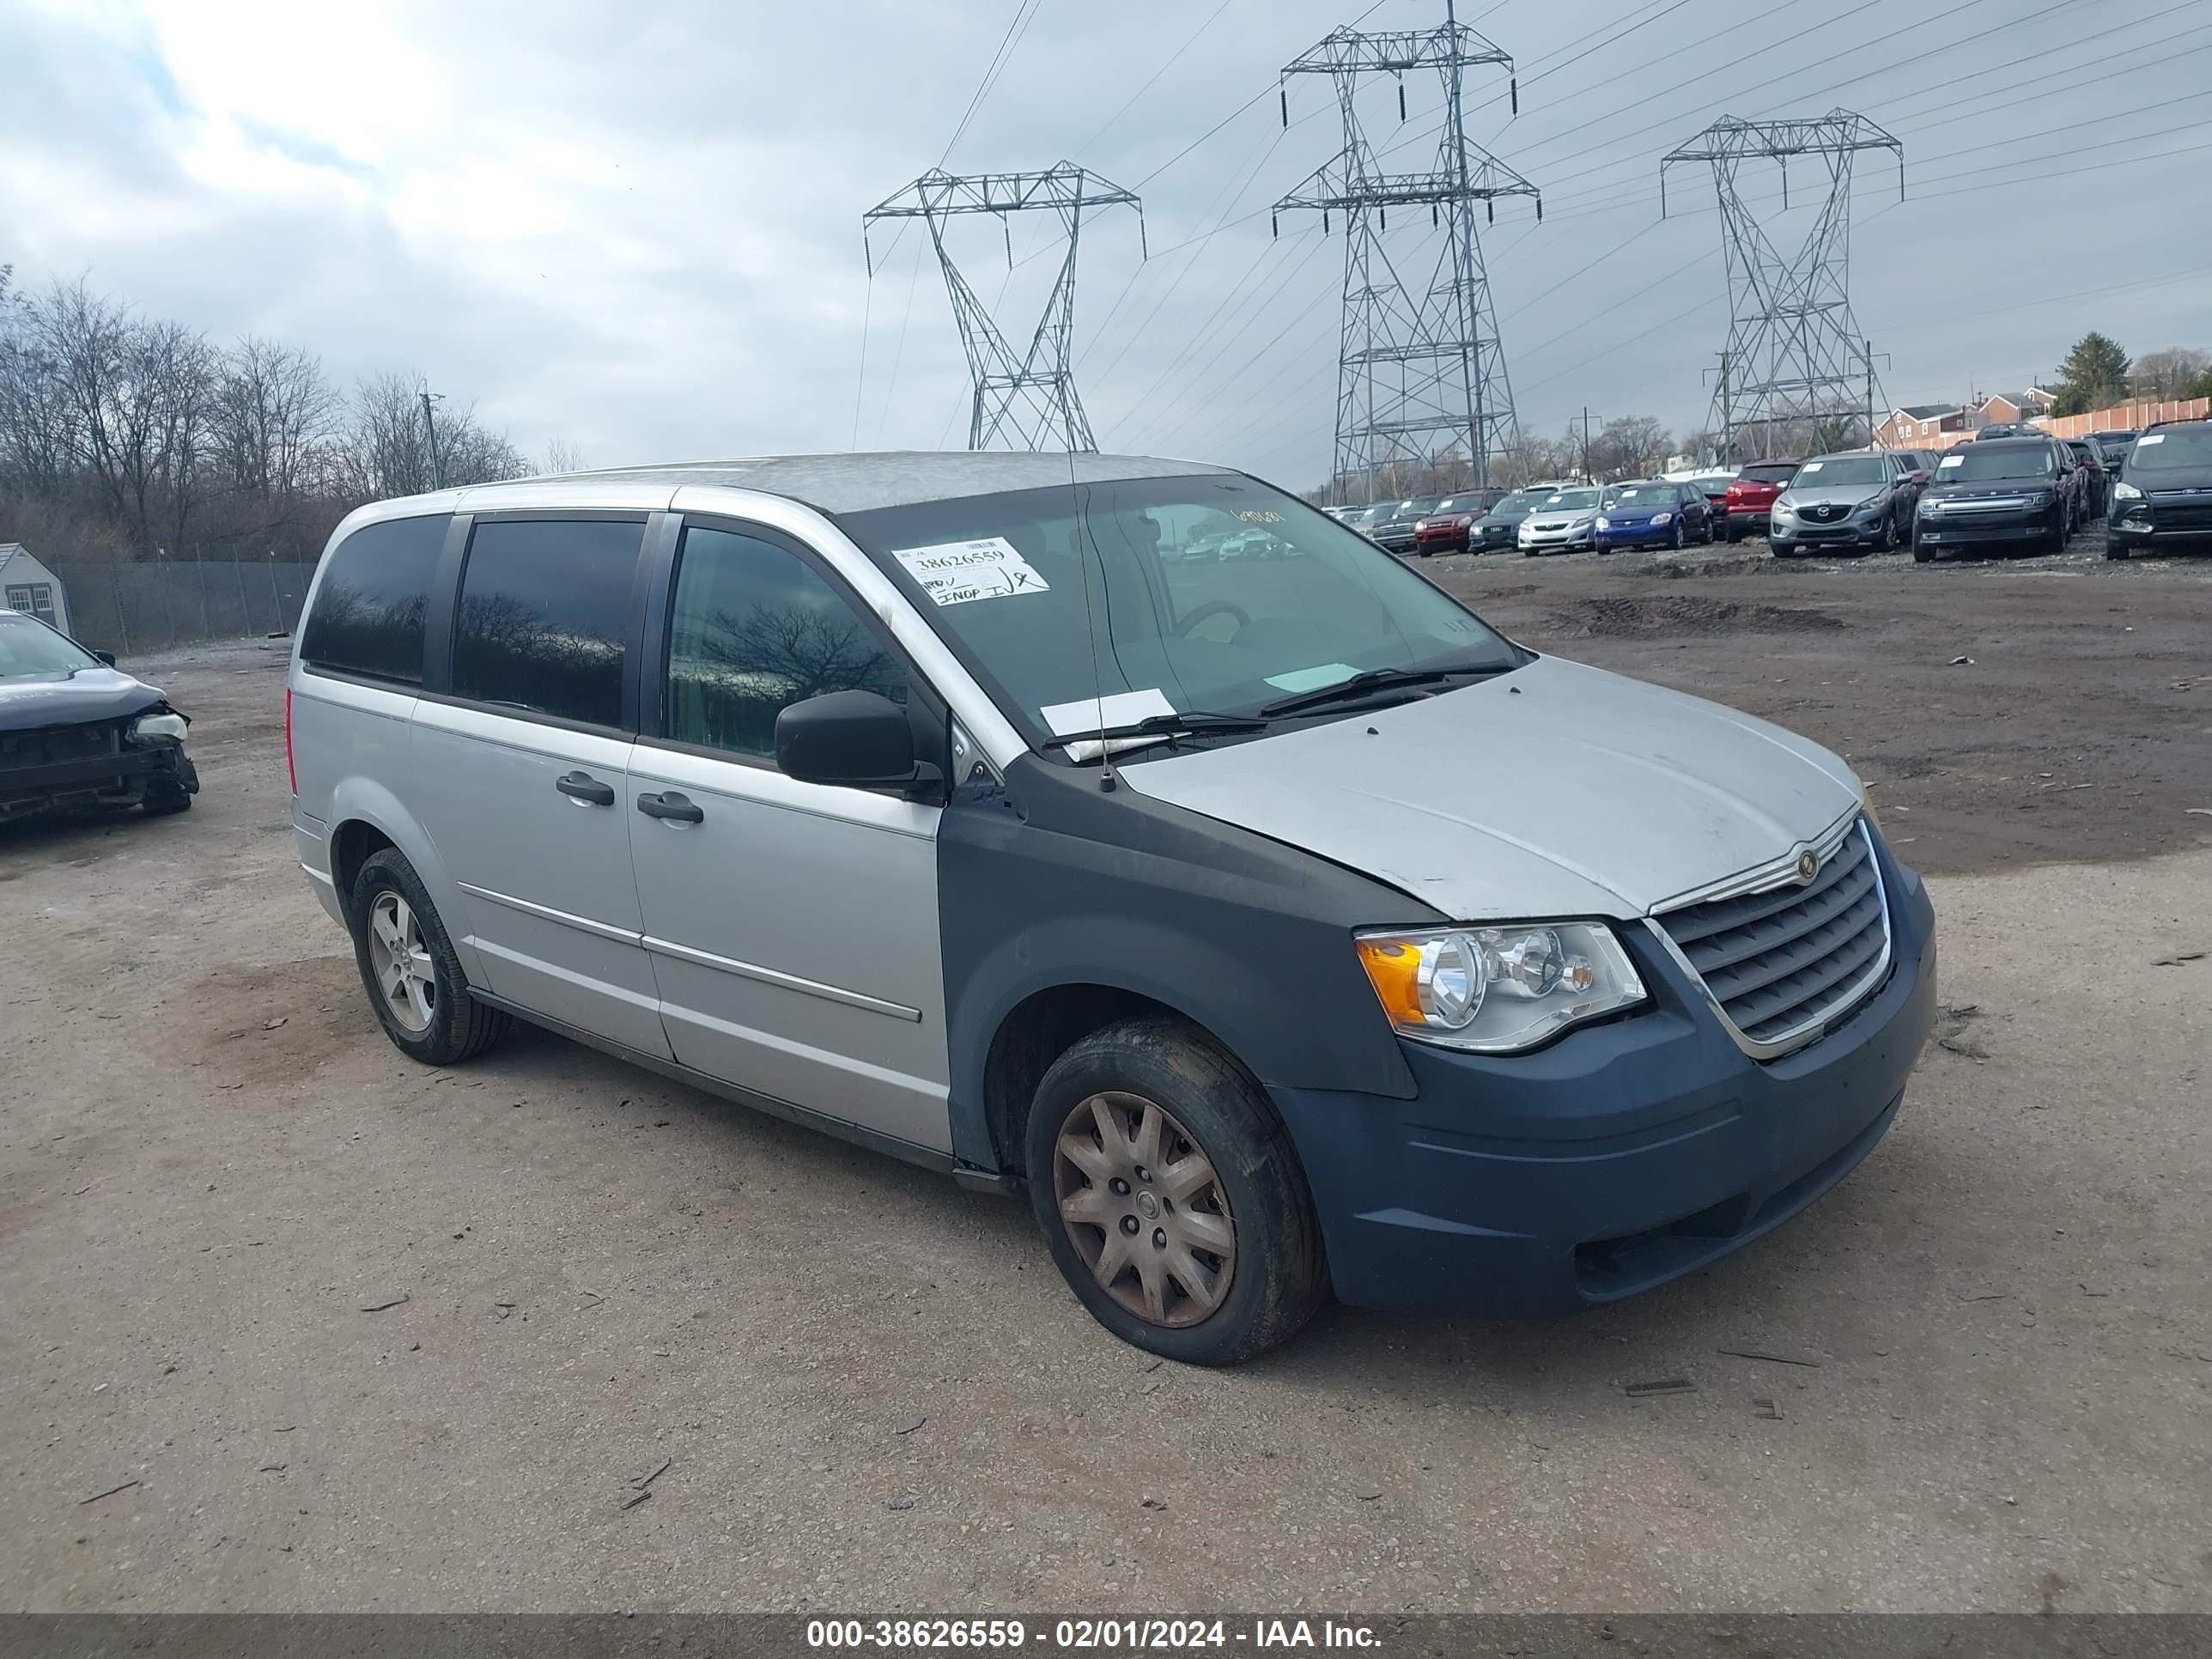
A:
[
  {"xmin": 1722, "ymin": 460, "xmax": 1801, "ymax": 542},
  {"xmin": 1411, "ymin": 490, "xmax": 1504, "ymax": 556}
]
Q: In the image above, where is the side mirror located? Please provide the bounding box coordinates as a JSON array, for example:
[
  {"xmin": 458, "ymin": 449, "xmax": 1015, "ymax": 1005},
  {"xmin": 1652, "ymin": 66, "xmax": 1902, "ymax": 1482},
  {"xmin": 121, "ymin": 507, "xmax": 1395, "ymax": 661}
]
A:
[
  {"xmin": 93, "ymin": 650, "xmax": 117, "ymax": 666},
  {"xmin": 775, "ymin": 689, "xmax": 939, "ymax": 793}
]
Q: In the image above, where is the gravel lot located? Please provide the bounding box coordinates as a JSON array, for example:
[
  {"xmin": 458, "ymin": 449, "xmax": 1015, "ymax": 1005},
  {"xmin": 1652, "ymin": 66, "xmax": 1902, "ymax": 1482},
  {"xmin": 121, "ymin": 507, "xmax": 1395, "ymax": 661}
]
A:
[{"xmin": 3, "ymin": 537, "xmax": 2209, "ymax": 1615}]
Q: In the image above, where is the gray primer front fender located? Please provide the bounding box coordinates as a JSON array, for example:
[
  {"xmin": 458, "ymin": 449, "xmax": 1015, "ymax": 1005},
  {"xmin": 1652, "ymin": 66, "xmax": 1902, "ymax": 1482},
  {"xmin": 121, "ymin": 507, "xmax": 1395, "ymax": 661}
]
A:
[{"xmin": 938, "ymin": 757, "xmax": 1436, "ymax": 1176}]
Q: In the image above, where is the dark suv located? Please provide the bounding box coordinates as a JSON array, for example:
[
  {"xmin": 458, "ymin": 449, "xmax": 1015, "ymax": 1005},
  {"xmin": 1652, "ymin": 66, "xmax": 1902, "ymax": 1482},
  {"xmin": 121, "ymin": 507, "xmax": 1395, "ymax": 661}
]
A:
[
  {"xmin": 1911, "ymin": 436, "xmax": 2070, "ymax": 560},
  {"xmin": 2107, "ymin": 419, "xmax": 2212, "ymax": 559}
]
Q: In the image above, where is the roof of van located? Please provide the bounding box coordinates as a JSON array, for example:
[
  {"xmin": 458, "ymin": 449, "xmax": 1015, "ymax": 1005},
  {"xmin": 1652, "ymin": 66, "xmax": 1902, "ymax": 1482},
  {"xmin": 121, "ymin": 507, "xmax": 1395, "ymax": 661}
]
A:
[{"xmin": 459, "ymin": 451, "xmax": 1236, "ymax": 517}]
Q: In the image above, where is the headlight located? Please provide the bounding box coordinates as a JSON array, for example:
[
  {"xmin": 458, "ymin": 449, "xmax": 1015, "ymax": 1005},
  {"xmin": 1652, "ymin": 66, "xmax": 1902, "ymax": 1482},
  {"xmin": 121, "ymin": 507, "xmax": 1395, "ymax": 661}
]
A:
[
  {"xmin": 2114, "ymin": 481, "xmax": 2143, "ymax": 501},
  {"xmin": 128, "ymin": 711, "xmax": 189, "ymax": 744},
  {"xmin": 1650, "ymin": 511, "xmax": 1673, "ymax": 526},
  {"xmin": 1917, "ymin": 496, "xmax": 1943, "ymax": 517},
  {"xmin": 1594, "ymin": 516, "xmax": 1612, "ymax": 530},
  {"xmin": 1771, "ymin": 500, "xmax": 1796, "ymax": 519},
  {"xmin": 1856, "ymin": 495, "xmax": 1886, "ymax": 515},
  {"xmin": 1355, "ymin": 922, "xmax": 1647, "ymax": 1054}
]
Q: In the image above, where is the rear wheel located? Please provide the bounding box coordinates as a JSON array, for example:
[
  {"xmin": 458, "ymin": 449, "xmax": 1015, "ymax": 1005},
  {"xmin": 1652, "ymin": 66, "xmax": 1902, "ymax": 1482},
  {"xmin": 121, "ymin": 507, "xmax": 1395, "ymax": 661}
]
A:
[
  {"xmin": 1723, "ymin": 519, "xmax": 1741, "ymax": 544},
  {"xmin": 349, "ymin": 849, "xmax": 510, "ymax": 1066},
  {"xmin": 1026, "ymin": 1018, "xmax": 1327, "ymax": 1365}
]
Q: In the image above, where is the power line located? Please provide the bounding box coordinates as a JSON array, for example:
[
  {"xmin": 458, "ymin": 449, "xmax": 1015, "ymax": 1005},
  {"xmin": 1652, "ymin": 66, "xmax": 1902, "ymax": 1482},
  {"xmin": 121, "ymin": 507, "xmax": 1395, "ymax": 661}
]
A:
[
  {"xmin": 939, "ymin": 0, "xmax": 1046, "ymax": 167},
  {"xmin": 1075, "ymin": 0, "xmax": 1239, "ymax": 155}
]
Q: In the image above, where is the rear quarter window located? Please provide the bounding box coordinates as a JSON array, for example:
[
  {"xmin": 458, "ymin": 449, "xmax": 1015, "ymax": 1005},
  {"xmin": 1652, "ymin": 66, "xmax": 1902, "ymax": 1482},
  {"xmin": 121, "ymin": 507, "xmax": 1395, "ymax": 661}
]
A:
[{"xmin": 300, "ymin": 514, "xmax": 448, "ymax": 684}]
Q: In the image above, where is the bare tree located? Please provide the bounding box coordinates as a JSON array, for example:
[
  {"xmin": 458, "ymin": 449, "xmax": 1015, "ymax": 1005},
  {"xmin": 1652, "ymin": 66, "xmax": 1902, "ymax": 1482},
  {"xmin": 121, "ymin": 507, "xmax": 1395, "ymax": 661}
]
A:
[
  {"xmin": 543, "ymin": 435, "xmax": 587, "ymax": 475},
  {"xmin": 213, "ymin": 337, "xmax": 337, "ymax": 501},
  {"xmin": 331, "ymin": 373, "xmax": 529, "ymax": 499},
  {"xmin": 2131, "ymin": 347, "xmax": 2209, "ymax": 401}
]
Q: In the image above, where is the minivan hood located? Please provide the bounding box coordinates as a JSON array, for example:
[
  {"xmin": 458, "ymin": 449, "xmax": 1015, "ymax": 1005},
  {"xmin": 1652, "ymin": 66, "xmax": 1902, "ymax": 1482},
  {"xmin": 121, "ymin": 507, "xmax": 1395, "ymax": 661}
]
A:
[
  {"xmin": 0, "ymin": 665, "xmax": 169, "ymax": 732},
  {"xmin": 1119, "ymin": 655, "xmax": 1859, "ymax": 921}
]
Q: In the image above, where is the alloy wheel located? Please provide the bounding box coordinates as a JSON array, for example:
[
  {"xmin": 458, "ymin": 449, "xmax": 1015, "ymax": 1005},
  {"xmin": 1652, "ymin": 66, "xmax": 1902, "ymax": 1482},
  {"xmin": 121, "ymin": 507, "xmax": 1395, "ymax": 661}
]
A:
[
  {"xmin": 367, "ymin": 890, "xmax": 437, "ymax": 1033},
  {"xmin": 1052, "ymin": 1091, "xmax": 1237, "ymax": 1328}
]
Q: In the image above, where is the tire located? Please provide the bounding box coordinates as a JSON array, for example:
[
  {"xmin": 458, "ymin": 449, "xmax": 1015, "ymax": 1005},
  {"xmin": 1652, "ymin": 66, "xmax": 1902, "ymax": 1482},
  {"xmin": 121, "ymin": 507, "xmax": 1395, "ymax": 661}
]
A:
[
  {"xmin": 1670, "ymin": 520, "xmax": 1685, "ymax": 550},
  {"xmin": 1724, "ymin": 520, "xmax": 1741, "ymax": 544},
  {"xmin": 1702, "ymin": 514, "xmax": 1717, "ymax": 544},
  {"xmin": 2106, "ymin": 539, "xmax": 2129, "ymax": 561},
  {"xmin": 1024, "ymin": 1017, "xmax": 1327, "ymax": 1366},
  {"xmin": 142, "ymin": 780, "xmax": 192, "ymax": 816},
  {"xmin": 348, "ymin": 848, "xmax": 510, "ymax": 1066}
]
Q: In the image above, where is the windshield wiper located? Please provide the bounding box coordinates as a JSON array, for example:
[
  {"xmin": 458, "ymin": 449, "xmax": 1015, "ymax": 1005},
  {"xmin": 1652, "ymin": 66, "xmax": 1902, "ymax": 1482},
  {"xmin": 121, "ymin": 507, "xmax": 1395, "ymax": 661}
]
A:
[
  {"xmin": 1257, "ymin": 665, "xmax": 1498, "ymax": 718},
  {"xmin": 1051, "ymin": 711, "xmax": 1270, "ymax": 750}
]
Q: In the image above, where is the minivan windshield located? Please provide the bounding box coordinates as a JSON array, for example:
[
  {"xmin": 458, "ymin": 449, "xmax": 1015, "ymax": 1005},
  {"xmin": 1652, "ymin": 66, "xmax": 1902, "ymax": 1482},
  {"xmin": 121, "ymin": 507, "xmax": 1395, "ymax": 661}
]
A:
[
  {"xmin": 837, "ymin": 476, "xmax": 1522, "ymax": 745},
  {"xmin": 1936, "ymin": 445, "xmax": 2056, "ymax": 482},
  {"xmin": 0, "ymin": 614, "xmax": 99, "ymax": 679},
  {"xmin": 2125, "ymin": 426, "xmax": 2212, "ymax": 470}
]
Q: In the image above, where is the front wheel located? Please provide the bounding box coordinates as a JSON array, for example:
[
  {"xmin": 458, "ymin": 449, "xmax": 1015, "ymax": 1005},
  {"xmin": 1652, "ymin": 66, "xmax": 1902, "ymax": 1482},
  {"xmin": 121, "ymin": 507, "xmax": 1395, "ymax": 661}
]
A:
[
  {"xmin": 2106, "ymin": 538, "xmax": 2129, "ymax": 561},
  {"xmin": 349, "ymin": 849, "xmax": 511, "ymax": 1066},
  {"xmin": 1025, "ymin": 1018, "xmax": 1327, "ymax": 1365}
]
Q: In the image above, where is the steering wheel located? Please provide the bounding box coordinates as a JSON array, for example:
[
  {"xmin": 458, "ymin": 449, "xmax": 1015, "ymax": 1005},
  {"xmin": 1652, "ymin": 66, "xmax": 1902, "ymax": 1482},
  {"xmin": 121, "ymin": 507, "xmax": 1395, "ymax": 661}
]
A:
[{"xmin": 1175, "ymin": 599, "xmax": 1251, "ymax": 638}]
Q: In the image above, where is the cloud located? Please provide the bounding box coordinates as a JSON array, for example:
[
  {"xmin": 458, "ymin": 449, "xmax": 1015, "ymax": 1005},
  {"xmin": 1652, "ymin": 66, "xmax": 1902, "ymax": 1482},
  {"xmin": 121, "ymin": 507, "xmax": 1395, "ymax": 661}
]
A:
[{"xmin": 3, "ymin": 0, "xmax": 2205, "ymax": 489}]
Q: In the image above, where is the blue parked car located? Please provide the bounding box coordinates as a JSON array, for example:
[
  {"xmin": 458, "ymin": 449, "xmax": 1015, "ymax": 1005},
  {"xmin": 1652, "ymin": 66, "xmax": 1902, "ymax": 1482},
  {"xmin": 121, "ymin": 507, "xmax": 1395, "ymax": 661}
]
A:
[{"xmin": 1594, "ymin": 480, "xmax": 1713, "ymax": 551}]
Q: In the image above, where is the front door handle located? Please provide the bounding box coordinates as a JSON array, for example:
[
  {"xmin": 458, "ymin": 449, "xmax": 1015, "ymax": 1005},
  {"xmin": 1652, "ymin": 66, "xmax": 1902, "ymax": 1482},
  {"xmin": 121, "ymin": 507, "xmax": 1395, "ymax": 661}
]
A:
[
  {"xmin": 556, "ymin": 770, "xmax": 617, "ymax": 806},
  {"xmin": 637, "ymin": 790, "xmax": 705, "ymax": 825}
]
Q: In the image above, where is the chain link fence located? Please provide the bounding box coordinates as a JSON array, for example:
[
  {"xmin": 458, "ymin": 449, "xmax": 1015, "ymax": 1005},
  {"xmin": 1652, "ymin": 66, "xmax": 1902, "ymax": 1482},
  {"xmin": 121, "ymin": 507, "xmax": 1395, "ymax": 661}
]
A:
[{"xmin": 49, "ymin": 558, "xmax": 315, "ymax": 659}]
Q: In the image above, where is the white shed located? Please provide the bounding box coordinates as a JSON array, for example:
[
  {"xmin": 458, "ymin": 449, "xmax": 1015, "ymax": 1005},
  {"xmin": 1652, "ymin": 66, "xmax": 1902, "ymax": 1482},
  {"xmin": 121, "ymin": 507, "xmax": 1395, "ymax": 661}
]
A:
[{"xmin": 0, "ymin": 544, "xmax": 73, "ymax": 638}]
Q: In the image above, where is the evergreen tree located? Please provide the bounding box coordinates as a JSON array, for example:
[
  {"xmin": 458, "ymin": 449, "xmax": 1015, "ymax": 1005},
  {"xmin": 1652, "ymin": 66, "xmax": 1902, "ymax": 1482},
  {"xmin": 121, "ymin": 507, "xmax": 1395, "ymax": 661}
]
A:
[{"xmin": 2051, "ymin": 332, "xmax": 2130, "ymax": 416}]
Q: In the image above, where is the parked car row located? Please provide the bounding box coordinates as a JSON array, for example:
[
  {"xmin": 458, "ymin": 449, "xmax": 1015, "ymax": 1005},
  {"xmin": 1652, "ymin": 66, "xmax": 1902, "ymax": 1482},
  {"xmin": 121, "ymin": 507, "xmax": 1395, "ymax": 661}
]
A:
[{"xmin": 1323, "ymin": 421, "xmax": 2212, "ymax": 567}]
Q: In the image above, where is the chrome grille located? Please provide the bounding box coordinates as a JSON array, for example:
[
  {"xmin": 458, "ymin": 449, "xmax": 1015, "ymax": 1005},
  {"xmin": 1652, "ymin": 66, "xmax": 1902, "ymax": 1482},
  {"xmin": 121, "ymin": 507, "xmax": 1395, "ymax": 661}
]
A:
[{"xmin": 1657, "ymin": 820, "xmax": 1890, "ymax": 1055}]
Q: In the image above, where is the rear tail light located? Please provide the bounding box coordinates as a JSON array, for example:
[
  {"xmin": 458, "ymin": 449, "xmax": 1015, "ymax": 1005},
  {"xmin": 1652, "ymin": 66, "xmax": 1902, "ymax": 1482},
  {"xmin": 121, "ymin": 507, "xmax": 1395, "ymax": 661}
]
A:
[{"xmin": 285, "ymin": 686, "xmax": 296, "ymax": 796}]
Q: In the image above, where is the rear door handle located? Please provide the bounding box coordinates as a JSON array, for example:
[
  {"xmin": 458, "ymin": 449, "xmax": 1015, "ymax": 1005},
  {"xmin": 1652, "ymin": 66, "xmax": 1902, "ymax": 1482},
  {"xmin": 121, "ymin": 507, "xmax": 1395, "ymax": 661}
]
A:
[
  {"xmin": 556, "ymin": 770, "xmax": 617, "ymax": 806},
  {"xmin": 637, "ymin": 790, "xmax": 705, "ymax": 824}
]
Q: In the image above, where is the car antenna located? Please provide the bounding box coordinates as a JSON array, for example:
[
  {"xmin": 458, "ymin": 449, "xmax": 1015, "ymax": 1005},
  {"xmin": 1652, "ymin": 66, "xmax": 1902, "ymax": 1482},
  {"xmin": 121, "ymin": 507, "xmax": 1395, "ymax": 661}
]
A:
[{"xmin": 1066, "ymin": 441, "xmax": 1117, "ymax": 792}]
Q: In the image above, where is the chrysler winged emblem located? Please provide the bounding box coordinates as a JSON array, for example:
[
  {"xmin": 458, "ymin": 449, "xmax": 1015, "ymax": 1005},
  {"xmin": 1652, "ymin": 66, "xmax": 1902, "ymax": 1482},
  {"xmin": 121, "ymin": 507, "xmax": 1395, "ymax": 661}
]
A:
[{"xmin": 1796, "ymin": 848, "xmax": 1820, "ymax": 884}]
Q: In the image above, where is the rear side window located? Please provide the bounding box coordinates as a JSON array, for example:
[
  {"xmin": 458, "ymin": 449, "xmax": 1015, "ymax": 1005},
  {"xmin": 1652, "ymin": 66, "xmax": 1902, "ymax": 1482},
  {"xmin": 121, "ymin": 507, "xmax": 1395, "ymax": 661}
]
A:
[
  {"xmin": 300, "ymin": 514, "xmax": 447, "ymax": 684},
  {"xmin": 453, "ymin": 519, "xmax": 642, "ymax": 728},
  {"xmin": 1743, "ymin": 464, "xmax": 1798, "ymax": 485}
]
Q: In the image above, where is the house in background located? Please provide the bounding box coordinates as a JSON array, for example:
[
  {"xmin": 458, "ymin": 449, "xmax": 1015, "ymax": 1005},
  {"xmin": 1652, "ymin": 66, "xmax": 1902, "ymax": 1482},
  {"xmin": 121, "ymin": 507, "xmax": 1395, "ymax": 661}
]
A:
[
  {"xmin": 1875, "ymin": 403, "xmax": 1971, "ymax": 448},
  {"xmin": 1978, "ymin": 388, "xmax": 2056, "ymax": 426},
  {"xmin": 0, "ymin": 544, "xmax": 73, "ymax": 637}
]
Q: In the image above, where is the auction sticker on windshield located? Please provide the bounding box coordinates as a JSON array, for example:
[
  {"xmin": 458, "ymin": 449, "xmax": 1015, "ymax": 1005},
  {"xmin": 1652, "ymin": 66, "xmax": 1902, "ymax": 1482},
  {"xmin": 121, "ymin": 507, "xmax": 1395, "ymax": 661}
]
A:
[
  {"xmin": 894, "ymin": 538, "xmax": 1051, "ymax": 605},
  {"xmin": 1939, "ymin": 455, "xmax": 1963, "ymax": 468}
]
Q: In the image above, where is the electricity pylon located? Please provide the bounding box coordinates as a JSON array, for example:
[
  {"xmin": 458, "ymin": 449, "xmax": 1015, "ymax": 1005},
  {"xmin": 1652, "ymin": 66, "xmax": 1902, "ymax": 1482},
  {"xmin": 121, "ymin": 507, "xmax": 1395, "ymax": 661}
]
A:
[
  {"xmin": 865, "ymin": 163, "xmax": 1143, "ymax": 453},
  {"xmin": 1275, "ymin": 1, "xmax": 1540, "ymax": 502},
  {"xmin": 1662, "ymin": 111, "xmax": 1905, "ymax": 461}
]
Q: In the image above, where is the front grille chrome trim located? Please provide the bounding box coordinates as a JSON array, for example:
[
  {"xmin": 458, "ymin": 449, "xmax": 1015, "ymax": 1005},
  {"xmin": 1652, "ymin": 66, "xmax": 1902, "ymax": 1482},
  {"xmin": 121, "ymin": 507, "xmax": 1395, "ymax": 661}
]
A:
[
  {"xmin": 1649, "ymin": 806, "xmax": 1860, "ymax": 915},
  {"xmin": 1646, "ymin": 819, "xmax": 1893, "ymax": 1062}
]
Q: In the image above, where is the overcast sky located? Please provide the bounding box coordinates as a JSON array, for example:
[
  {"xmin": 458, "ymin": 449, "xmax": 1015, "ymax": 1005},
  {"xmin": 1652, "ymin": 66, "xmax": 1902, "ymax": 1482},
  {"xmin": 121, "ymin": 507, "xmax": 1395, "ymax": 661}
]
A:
[{"xmin": 4, "ymin": 0, "xmax": 2208, "ymax": 487}]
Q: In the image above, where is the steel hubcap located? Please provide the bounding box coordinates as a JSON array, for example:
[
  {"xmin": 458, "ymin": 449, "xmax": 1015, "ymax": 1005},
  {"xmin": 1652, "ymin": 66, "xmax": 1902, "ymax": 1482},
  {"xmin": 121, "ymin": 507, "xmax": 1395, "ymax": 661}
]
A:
[
  {"xmin": 1052, "ymin": 1091, "xmax": 1236, "ymax": 1328},
  {"xmin": 367, "ymin": 891, "xmax": 436, "ymax": 1034}
]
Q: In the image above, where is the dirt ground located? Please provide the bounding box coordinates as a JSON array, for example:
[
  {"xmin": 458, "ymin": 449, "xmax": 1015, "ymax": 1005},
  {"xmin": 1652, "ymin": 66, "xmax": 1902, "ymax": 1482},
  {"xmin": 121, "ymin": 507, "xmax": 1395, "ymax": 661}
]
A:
[{"xmin": 3, "ymin": 533, "xmax": 2209, "ymax": 1616}]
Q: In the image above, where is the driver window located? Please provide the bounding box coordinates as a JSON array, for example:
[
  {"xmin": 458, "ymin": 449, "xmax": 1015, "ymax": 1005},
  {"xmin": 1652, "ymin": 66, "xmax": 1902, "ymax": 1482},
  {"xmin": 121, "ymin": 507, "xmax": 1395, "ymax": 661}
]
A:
[{"xmin": 664, "ymin": 526, "xmax": 905, "ymax": 763}]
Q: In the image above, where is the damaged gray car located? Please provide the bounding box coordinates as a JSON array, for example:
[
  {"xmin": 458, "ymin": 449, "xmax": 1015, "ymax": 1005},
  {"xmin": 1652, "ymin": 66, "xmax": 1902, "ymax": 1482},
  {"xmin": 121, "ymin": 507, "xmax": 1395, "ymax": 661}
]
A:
[{"xmin": 0, "ymin": 609, "xmax": 199, "ymax": 823}]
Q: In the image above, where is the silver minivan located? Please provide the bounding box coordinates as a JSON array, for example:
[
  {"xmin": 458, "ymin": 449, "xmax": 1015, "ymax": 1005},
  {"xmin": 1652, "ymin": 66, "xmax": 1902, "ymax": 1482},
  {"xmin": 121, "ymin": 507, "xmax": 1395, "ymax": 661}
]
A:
[{"xmin": 289, "ymin": 453, "xmax": 1937, "ymax": 1364}]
